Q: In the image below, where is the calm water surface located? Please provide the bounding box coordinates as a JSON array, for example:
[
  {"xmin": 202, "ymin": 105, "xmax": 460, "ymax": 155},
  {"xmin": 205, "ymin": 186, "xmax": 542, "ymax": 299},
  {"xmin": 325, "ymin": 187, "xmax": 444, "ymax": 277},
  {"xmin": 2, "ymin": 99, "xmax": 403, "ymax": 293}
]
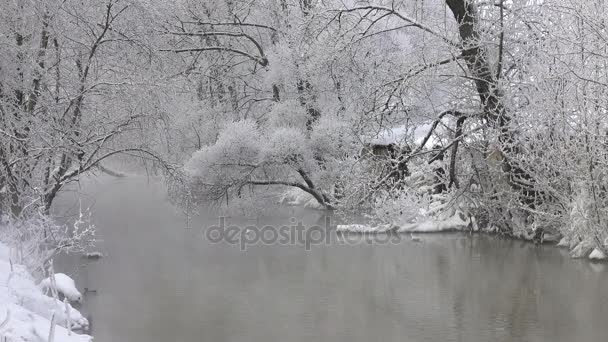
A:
[{"xmin": 55, "ymin": 176, "xmax": 608, "ymax": 342}]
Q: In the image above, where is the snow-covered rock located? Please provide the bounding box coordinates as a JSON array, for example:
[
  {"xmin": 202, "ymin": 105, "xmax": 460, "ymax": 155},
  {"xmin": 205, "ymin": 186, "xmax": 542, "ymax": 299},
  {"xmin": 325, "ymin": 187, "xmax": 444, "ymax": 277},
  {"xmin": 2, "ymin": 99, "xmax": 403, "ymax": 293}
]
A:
[
  {"xmin": 569, "ymin": 237, "xmax": 581, "ymax": 250},
  {"xmin": 0, "ymin": 242, "xmax": 91, "ymax": 341},
  {"xmin": 589, "ymin": 248, "xmax": 607, "ymax": 261},
  {"xmin": 570, "ymin": 239, "xmax": 595, "ymax": 258},
  {"xmin": 40, "ymin": 273, "xmax": 83, "ymax": 303},
  {"xmin": 556, "ymin": 237, "xmax": 570, "ymax": 248}
]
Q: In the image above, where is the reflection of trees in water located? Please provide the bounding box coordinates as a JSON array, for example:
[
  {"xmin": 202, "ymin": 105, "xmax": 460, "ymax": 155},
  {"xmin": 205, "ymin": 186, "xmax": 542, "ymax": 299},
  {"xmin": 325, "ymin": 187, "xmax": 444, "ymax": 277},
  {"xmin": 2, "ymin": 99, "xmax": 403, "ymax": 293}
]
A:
[
  {"xmin": 438, "ymin": 235, "xmax": 608, "ymax": 341},
  {"xmin": 433, "ymin": 236, "xmax": 552, "ymax": 340}
]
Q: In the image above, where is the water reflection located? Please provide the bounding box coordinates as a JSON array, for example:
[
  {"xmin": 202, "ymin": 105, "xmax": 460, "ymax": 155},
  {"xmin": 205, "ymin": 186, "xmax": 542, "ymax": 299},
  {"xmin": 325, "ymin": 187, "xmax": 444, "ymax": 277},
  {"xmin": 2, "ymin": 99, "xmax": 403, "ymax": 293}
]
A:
[{"xmin": 55, "ymin": 177, "xmax": 608, "ymax": 342}]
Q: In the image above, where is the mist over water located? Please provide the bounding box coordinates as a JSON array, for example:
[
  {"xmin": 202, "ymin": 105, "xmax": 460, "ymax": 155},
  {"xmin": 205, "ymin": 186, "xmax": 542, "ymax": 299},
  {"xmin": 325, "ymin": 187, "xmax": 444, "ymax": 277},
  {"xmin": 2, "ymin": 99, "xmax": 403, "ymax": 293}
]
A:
[{"xmin": 55, "ymin": 176, "xmax": 608, "ymax": 342}]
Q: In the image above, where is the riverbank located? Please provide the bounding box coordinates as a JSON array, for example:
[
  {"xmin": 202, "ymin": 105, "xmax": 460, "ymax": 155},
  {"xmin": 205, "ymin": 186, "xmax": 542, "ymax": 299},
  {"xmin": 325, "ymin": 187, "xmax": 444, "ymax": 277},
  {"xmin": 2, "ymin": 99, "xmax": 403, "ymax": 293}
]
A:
[
  {"xmin": 281, "ymin": 187, "xmax": 608, "ymax": 263},
  {"xmin": 0, "ymin": 223, "xmax": 91, "ymax": 341},
  {"xmin": 337, "ymin": 213, "xmax": 608, "ymax": 263}
]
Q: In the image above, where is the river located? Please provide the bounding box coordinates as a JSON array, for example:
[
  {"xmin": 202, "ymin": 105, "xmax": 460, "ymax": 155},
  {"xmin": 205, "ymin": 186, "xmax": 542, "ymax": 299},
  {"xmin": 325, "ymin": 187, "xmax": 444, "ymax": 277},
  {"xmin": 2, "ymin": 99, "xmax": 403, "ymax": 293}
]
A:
[{"xmin": 54, "ymin": 176, "xmax": 608, "ymax": 342}]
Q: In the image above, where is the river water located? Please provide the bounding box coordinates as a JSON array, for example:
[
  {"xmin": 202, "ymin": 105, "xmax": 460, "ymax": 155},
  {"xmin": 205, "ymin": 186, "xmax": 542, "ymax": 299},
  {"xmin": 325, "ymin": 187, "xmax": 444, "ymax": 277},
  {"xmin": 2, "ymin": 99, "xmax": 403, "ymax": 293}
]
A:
[{"xmin": 55, "ymin": 176, "xmax": 608, "ymax": 342}]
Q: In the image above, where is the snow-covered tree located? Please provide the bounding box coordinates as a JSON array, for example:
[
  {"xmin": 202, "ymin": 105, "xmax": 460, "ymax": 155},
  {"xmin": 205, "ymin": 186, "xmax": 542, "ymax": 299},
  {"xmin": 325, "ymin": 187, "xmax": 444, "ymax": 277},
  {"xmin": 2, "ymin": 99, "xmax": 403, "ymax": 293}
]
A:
[{"xmin": 0, "ymin": 0, "xmax": 173, "ymax": 217}]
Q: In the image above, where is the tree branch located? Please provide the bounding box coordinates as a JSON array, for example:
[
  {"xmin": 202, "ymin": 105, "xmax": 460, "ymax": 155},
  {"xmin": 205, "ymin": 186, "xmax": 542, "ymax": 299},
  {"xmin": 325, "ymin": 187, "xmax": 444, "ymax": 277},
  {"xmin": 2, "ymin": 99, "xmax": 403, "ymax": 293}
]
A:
[
  {"xmin": 160, "ymin": 46, "xmax": 268, "ymax": 67},
  {"xmin": 333, "ymin": 5, "xmax": 458, "ymax": 47}
]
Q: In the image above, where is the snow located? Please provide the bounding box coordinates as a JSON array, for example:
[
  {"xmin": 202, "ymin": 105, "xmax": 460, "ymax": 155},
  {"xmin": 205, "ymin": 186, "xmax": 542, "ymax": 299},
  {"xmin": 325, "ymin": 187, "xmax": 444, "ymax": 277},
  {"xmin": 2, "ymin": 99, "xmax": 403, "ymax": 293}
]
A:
[
  {"xmin": 568, "ymin": 237, "xmax": 581, "ymax": 250},
  {"xmin": 336, "ymin": 224, "xmax": 395, "ymax": 233},
  {"xmin": 543, "ymin": 235, "xmax": 604, "ymax": 260},
  {"xmin": 0, "ymin": 242, "xmax": 91, "ymax": 341},
  {"xmin": 542, "ymin": 233, "xmax": 561, "ymax": 243},
  {"xmin": 279, "ymin": 188, "xmax": 325, "ymax": 210},
  {"xmin": 589, "ymin": 248, "xmax": 607, "ymax": 261},
  {"xmin": 1, "ymin": 305, "xmax": 91, "ymax": 342},
  {"xmin": 369, "ymin": 126, "xmax": 408, "ymax": 146},
  {"xmin": 395, "ymin": 211, "xmax": 469, "ymax": 232},
  {"xmin": 337, "ymin": 210, "xmax": 469, "ymax": 234},
  {"xmin": 556, "ymin": 237, "xmax": 570, "ymax": 248},
  {"xmin": 40, "ymin": 274, "xmax": 83, "ymax": 303},
  {"xmin": 367, "ymin": 123, "xmax": 440, "ymax": 147},
  {"xmin": 470, "ymin": 215, "xmax": 480, "ymax": 232},
  {"xmin": 0, "ymin": 242, "xmax": 11, "ymax": 261},
  {"xmin": 570, "ymin": 239, "xmax": 595, "ymax": 258},
  {"xmin": 84, "ymin": 252, "xmax": 103, "ymax": 259}
]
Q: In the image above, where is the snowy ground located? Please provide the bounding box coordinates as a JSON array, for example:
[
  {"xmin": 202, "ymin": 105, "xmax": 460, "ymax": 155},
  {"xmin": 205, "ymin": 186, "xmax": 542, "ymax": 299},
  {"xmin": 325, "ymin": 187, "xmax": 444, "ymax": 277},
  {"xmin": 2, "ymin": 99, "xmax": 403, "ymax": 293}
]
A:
[{"xmin": 0, "ymin": 242, "xmax": 91, "ymax": 342}]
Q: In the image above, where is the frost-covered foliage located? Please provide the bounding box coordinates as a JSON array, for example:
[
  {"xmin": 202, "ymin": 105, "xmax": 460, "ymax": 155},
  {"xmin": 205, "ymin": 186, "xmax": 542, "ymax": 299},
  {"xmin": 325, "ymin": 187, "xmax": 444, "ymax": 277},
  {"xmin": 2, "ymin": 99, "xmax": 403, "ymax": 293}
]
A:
[
  {"xmin": 373, "ymin": 190, "xmax": 435, "ymax": 227},
  {"xmin": 0, "ymin": 0, "xmax": 173, "ymax": 217},
  {"xmin": 266, "ymin": 100, "xmax": 309, "ymax": 130},
  {"xmin": 0, "ymin": 213, "xmax": 94, "ymax": 275},
  {"xmin": 310, "ymin": 117, "xmax": 357, "ymax": 159},
  {"xmin": 179, "ymin": 114, "xmax": 355, "ymax": 210},
  {"xmin": 185, "ymin": 120, "xmax": 262, "ymax": 182},
  {"xmin": 162, "ymin": 0, "xmax": 418, "ymax": 211},
  {"xmin": 15, "ymin": 0, "xmax": 598, "ymax": 260},
  {"xmin": 263, "ymin": 128, "xmax": 312, "ymax": 167}
]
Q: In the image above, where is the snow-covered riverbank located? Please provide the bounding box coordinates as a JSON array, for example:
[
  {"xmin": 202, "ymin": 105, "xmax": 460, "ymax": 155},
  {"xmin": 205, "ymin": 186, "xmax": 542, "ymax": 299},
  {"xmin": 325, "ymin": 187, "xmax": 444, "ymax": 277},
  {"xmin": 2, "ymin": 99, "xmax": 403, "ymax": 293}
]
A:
[
  {"xmin": 337, "ymin": 209, "xmax": 472, "ymax": 234},
  {"xmin": 0, "ymin": 241, "xmax": 91, "ymax": 341},
  {"xmin": 338, "ymin": 215, "xmax": 608, "ymax": 262}
]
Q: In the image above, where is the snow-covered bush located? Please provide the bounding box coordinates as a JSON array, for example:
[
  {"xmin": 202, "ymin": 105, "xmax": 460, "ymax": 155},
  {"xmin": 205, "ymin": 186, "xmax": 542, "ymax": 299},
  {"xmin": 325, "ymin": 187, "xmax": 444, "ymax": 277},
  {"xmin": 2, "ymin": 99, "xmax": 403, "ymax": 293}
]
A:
[
  {"xmin": 179, "ymin": 118, "xmax": 339, "ymax": 210},
  {"xmin": 309, "ymin": 116, "xmax": 357, "ymax": 159},
  {"xmin": 187, "ymin": 119, "xmax": 262, "ymax": 175},
  {"xmin": 262, "ymin": 128, "xmax": 312, "ymax": 168}
]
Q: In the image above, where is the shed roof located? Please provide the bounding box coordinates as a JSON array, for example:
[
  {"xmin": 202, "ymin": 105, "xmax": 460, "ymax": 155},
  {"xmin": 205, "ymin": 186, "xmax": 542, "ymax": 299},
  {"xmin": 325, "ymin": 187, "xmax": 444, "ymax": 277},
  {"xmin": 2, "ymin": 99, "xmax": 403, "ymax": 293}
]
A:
[{"xmin": 367, "ymin": 123, "xmax": 440, "ymax": 147}]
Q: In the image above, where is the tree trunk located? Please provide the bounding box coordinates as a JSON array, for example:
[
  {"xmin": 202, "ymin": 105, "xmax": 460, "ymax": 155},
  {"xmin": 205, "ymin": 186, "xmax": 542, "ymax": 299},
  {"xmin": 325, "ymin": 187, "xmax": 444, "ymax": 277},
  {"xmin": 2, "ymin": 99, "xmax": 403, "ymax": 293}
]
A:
[
  {"xmin": 445, "ymin": 0, "xmax": 509, "ymax": 132},
  {"xmin": 445, "ymin": 0, "xmax": 540, "ymax": 226}
]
